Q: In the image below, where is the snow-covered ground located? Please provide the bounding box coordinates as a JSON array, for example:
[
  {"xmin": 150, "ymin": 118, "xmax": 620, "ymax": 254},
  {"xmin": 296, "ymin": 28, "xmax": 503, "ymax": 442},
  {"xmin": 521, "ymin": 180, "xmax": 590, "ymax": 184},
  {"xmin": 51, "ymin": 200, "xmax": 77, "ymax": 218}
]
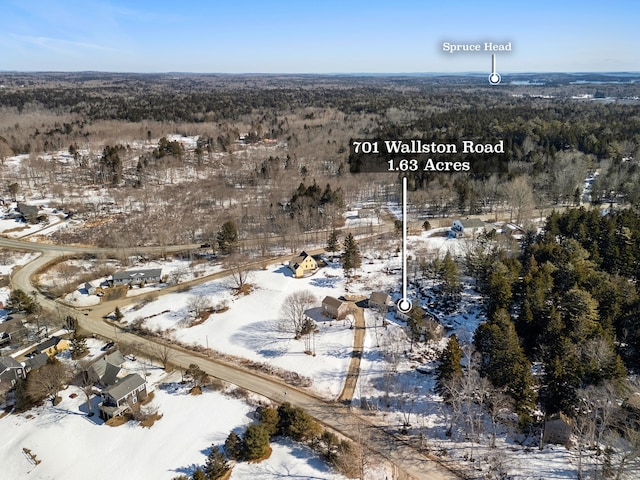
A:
[
  {"xmin": 0, "ymin": 372, "xmax": 347, "ymax": 480},
  {"xmin": 0, "ymin": 203, "xmax": 67, "ymax": 238},
  {"xmin": 1, "ymin": 334, "xmax": 349, "ymax": 480},
  {"xmin": 109, "ymin": 231, "xmax": 475, "ymax": 400},
  {"xmin": 0, "ymin": 229, "xmax": 576, "ymax": 480},
  {"xmin": 119, "ymin": 262, "xmax": 355, "ymax": 399},
  {"xmin": 350, "ymin": 237, "xmax": 580, "ymax": 480}
]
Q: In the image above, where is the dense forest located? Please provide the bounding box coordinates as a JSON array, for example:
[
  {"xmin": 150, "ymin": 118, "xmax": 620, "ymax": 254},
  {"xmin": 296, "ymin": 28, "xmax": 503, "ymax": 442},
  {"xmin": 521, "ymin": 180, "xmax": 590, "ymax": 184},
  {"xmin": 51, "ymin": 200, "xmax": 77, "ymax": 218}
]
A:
[
  {"xmin": 1, "ymin": 72, "xmax": 639, "ymax": 247},
  {"xmin": 471, "ymin": 207, "xmax": 640, "ymax": 413}
]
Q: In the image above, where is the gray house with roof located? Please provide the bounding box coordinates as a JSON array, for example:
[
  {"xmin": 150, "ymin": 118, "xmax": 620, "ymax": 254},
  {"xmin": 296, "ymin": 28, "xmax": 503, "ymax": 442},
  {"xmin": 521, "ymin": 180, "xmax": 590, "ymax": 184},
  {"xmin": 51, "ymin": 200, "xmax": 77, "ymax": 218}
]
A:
[
  {"xmin": 17, "ymin": 203, "xmax": 40, "ymax": 223},
  {"xmin": 369, "ymin": 291, "xmax": 391, "ymax": 311},
  {"xmin": 24, "ymin": 352, "xmax": 49, "ymax": 373},
  {"xmin": 111, "ymin": 268, "xmax": 163, "ymax": 287},
  {"xmin": 0, "ymin": 317, "xmax": 28, "ymax": 346},
  {"xmin": 98, "ymin": 373, "xmax": 147, "ymax": 420},
  {"xmin": 0, "ymin": 356, "xmax": 25, "ymax": 391},
  {"xmin": 87, "ymin": 350, "xmax": 126, "ymax": 386}
]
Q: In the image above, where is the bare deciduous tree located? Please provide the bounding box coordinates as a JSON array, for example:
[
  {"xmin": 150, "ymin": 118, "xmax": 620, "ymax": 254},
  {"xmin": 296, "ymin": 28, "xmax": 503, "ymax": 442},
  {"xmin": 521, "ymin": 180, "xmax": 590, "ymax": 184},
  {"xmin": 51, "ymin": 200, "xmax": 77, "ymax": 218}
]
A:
[
  {"xmin": 27, "ymin": 360, "xmax": 68, "ymax": 404},
  {"xmin": 225, "ymin": 256, "xmax": 253, "ymax": 292},
  {"xmin": 76, "ymin": 359, "xmax": 97, "ymax": 416},
  {"xmin": 279, "ymin": 290, "xmax": 317, "ymax": 337},
  {"xmin": 152, "ymin": 339, "xmax": 173, "ymax": 370},
  {"xmin": 187, "ymin": 294, "xmax": 209, "ymax": 317},
  {"xmin": 504, "ymin": 175, "xmax": 535, "ymax": 225}
]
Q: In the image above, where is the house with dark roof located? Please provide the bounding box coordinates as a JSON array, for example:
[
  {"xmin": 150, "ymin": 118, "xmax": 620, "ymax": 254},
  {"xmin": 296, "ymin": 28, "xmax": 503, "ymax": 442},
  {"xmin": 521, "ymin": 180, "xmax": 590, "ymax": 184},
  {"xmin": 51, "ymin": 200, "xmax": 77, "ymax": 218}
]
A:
[
  {"xmin": 35, "ymin": 336, "xmax": 69, "ymax": 357},
  {"xmin": 17, "ymin": 203, "xmax": 40, "ymax": 223},
  {"xmin": 288, "ymin": 251, "xmax": 318, "ymax": 278},
  {"xmin": 23, "ymin": 352, "xmax": 49, "ymax": 372},
  {"xmin": 112, "ymin": 269, "xmax": 163, "ymax": 287},
  {"xmin": 0, "ymin": 318, "xmax": 28, "ymax": 346},
  {"xmin": 87, "ymin": 350, "xmax": 126, "ymax": 386},
  {"xmin": 98, "ymin": 373, "xmax": 147, "ymax": 420},
  {"xmin": 0, "ymin": 356, "xmax": 25, "ymax": 391},
  {"xmin": 322, "ymin": 296, "xmax": 350, "ymax": 320}
]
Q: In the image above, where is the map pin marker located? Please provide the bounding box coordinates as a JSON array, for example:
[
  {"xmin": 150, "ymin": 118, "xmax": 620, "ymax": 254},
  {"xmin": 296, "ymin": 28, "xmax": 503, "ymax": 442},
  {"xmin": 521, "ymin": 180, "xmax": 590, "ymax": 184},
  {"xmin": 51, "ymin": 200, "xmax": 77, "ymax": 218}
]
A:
[{"xmin": 489, "ymin": 54, "xmax": 501, "ymax": 85}]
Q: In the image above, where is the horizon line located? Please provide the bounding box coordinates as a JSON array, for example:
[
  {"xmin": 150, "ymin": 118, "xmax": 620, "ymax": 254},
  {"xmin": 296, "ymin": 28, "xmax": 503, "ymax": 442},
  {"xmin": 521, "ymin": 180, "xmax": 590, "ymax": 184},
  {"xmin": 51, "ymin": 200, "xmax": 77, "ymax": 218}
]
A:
[{"xmin": 1, "ymin": 70, "xmax": 640, "ymax": 76}]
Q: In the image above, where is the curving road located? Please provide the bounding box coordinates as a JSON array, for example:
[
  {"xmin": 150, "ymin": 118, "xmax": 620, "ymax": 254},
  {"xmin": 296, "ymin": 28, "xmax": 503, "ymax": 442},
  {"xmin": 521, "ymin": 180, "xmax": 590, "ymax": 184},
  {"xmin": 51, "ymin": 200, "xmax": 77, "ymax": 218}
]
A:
[{"xmin": 3, "ymin": 234, "xmax": 461, "ymax": 480}]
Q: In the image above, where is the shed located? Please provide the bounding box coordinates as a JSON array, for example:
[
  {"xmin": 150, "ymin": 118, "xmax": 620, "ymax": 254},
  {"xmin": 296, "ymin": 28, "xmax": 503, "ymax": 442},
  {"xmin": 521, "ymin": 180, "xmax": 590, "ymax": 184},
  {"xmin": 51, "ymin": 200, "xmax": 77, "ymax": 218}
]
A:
[
  {"xmin": 322, "ymin": 296, "xmax": 350, "ymax": 320},
  {"xmin": 369, "ymin": 291, "xmax": 391, "ymax": 311},
  {"xmin": 543, "ymin": 412, "xmax": 573, "ymax": 445}
]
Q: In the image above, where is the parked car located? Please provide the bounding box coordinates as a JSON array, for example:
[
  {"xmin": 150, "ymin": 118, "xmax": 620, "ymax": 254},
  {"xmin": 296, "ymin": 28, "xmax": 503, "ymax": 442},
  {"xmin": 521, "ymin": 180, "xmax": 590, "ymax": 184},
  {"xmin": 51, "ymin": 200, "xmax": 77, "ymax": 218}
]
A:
[{"xmin": 101, "ymin": 341, "xmax": 115, "ymax": 351}]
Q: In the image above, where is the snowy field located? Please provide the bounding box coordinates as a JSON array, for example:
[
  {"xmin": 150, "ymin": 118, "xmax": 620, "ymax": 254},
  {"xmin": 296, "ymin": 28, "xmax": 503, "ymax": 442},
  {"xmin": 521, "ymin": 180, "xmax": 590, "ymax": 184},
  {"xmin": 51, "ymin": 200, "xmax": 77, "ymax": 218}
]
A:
[
  {"xmin": 111, "ymin": 231, "xmax": 474, "ymax": 400},
  {"xmin": 119, "ymin": 262, "xmax": 356, "ymax": 399},
  {"xmin": 0, "ymin": 377, "xmax": 347, "ymax": 480}
]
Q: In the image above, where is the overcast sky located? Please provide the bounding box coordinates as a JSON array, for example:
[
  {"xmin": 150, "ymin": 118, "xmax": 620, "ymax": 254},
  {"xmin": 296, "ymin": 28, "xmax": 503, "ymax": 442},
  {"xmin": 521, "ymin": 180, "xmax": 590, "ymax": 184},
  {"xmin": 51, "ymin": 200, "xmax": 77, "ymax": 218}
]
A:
[{"xmin": 1, "ymin": 0, "xmax": 638, "ymax": 73}]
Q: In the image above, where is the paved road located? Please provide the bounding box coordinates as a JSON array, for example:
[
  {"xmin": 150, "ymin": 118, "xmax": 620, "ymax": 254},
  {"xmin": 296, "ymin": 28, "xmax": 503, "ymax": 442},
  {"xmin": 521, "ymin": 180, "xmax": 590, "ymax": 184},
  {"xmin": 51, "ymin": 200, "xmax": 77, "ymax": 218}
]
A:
[{"xmin": 5, "ymin": 235, "xmax": 461, "ymax": 480}]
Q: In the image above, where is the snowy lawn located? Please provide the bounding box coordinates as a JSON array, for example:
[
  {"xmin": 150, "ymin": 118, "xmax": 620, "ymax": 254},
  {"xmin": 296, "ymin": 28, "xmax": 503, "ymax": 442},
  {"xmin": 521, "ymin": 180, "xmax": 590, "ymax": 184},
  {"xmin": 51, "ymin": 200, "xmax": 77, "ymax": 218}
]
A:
[{"xmin": 0, "ymin": 376, "xmax": 347, "ymax": 480}]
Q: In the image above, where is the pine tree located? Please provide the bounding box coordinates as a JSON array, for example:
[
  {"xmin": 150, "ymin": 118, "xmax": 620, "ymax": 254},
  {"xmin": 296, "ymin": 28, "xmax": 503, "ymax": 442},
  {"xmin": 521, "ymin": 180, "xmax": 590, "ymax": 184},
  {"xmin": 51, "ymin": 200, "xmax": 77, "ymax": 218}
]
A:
[
  {"xmin": 242, "ymin": 424, "xmax": 270, "ymax": 461},
  {"xmin": 114, "ymin": 306, "xmax": 124, "ymax": 322},
  {"xmin": 342, "ymin": 233, "xmax": 361, "ymax": 277},
  {"xmin": 203, "ymin": 445, "xmax": 229, "ymax": 479},
  {"xmin": 224, "ymin": 431, "xmax": 242, "ymax": 460},
  {"xmin": 277, "ymin": 402, "xmax": 322, "ymax": 441},
  {"xmin": 191, "ymin": 468, "xmax": 206, "ymax": 480},
  {"xmin": 474, "ymin": 309, "xmax": 536, "ymax": 419},
  {"xmin": 438, "ymin": 251, "xmax": 462, "ymax": 306},
  {"xmin": 7, "ymin": 288, "xmax": 38, "ymax": 314},
  {"xmin": 434, "ymin": 334, "xmax": 462, "ymax": 399},
  {"xmin": 258, "ymin": 406, "xmax": 279, "ymax": 437},
  {"xmin": 69, "ymin": 331, "xmax": 88, "ymax": 359},
  {"xmin": 217, "ymin": 220, "xmax": 238, "ymax": 255},
  {"xmin": 326, "ymin": 230, "xmax": 339, "ymax": 261}
]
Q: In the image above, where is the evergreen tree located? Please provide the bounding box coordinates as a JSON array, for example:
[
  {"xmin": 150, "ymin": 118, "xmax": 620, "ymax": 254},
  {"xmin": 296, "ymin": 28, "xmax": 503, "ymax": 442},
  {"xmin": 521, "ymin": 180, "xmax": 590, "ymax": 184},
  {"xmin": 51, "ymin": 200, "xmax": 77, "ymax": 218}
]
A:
[
  {"xmin": 224, "ymin": 431, "xmax": 242, "ymax": 460},
  {"xmin": 203, "ymin": 445, "xmax": 229, "ymax": 479},
  {"xmin": 341, "ymin": 233, "xmax": 361, "ymax": 277},
  {"xmin": 242, "ymin": 424, "xmax": 270, "ymax": 461},
  {"xmin": 277, "ymin": 402, "xmax": 322, "ymax": 441},
  {"xmin": 217, "ymin": 220, "xmax": 238, "ymax": 255},
  {"xmin": 7, "ymin": 288, "xmax": 38, "ymax": 314},
  {"xmin": 191, "ymin": 468, "xmax": 206, "ymax": 480},
  {"xmin": 258, "ymin": 406, "xmax": 279, "ymax": 437},
  {"xmin": 114, "ymin": 306, "xmax": 124, "ymax": 322},
  {"xmin": 14, "ymin": 377, "xmax": 32, "ymax": 412},
  {"xmin": 474, "ymin": 309, "xmax": 536, "ymax": 420},
  {"xmin": 540, "ymin": 338, "xmax": 582, "ymax": 414},
  {"xmin": 484, "ymin": 260, "xmax": 518, "ymax": 316},
  {"xmin": 69, "ymin": 332, "xmax": 88, "ymax": 359},
  {"xmin": 437, "ymin": 251, "xmax": 462, "ymax": 305},
  {"xmin": 325, "ymin": 230, "xmax": 339, "ymax": 261},
  {"xmin": 434, "ymin": 334, "xmax": 462, "ymax": 399}
]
